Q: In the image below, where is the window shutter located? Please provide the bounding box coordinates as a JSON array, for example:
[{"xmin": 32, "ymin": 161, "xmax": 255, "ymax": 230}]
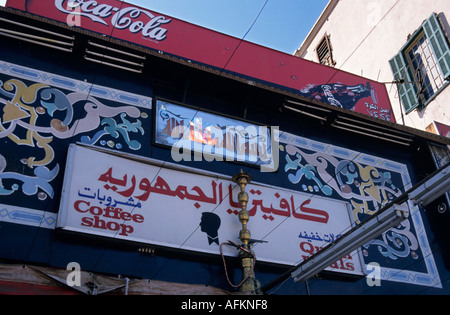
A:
[
  {"xmin": 423, "ymin": 13, "xmax": 450, "ymax": 79},
  {"xmin": 389, "ymin": 52, "xmax": 420, "ymax": 113}
]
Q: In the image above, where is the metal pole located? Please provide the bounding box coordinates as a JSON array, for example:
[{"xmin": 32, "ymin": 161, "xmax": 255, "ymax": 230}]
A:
[{"xmin": 232, "ymin": 170, "xmax": 262, "ymax": 294}]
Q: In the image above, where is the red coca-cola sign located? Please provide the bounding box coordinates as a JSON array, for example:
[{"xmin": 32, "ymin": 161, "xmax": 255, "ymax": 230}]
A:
[
  {"xmin": 6, "ymin": 0, "xmax": 241, "ymax": 69},
  {"xmin": 6, "ymin": 0, "xmax": 395, "ymax": 122},
  {"xmin": 54, "ymin": 0, "xmax": 171, "ymax": 41}
]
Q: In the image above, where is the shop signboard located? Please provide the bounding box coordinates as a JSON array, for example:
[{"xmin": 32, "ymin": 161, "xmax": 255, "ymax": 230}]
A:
[
  {"xmin": 57, "ymin": 144, "xmax": 364, "ymax": 276},
  {"xmin": 154, "ymin": 99, "xmax": 276, "ymax": 170}
]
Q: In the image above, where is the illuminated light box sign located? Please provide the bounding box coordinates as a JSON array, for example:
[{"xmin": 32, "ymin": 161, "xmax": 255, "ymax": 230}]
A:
[
  {"xmin": 57, "ymin": 144, "xmax": 364, "ymax": 276},
  {"xmin": 154, "ymin": 100, "xmax": 276, "ymax": 170},
  {"xmin": 6, "ymin": 0, "xmax": 394, "ymax": 122}
]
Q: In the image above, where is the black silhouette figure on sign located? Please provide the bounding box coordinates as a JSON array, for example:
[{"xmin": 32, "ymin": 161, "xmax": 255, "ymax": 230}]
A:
[{"xmin": 199, "ymin": 212, "xmax": 221, "ymax": 246}]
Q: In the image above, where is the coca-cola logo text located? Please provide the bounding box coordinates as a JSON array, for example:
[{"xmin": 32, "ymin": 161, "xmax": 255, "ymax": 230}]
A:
[{"xmin": 55, "ymin": 0, "xmax": 172, "ymax": 41}]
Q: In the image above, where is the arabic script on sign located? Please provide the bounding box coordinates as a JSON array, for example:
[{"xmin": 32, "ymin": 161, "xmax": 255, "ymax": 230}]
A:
[{"xmin": 94, "ymin": 167, "xmax": 330, "ymax": 224}]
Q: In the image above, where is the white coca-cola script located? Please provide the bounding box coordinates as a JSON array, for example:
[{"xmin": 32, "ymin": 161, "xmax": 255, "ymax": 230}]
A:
[{"xmin": 55, "ymin": 0, "xmax": 172, "ymax": 41}]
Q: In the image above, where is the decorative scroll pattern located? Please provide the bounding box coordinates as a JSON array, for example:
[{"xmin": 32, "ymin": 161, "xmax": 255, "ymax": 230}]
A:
[
  {"xmin": 280, "ymin": 132, "xmax": 441, "ymax": 288},
  {"xmin": 0, "ymin": 60, "xmax": 151, "ymax": 205}
]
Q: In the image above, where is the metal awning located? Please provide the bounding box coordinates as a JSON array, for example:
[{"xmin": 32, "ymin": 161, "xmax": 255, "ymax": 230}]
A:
[{"xmin": 263, "ymin": 162, "xmax": 450, "ymax": 293}]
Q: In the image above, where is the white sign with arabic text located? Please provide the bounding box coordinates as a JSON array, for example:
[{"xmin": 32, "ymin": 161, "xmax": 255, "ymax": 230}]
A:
[{"xmin": 57, "ymin": 144, "xmax": 364, "ymax": 275}]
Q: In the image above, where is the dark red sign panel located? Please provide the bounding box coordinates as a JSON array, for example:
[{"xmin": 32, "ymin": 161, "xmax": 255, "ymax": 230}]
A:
[
  {"xmin": 435, "ymin": 121, "xmax": 450, "ymax": 138},
  {"xmin": 6, "ymin": 0, "xmax": 395, "ymax": 121}
]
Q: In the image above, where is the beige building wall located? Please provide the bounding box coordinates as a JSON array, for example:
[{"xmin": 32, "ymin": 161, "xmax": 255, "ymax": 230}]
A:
[{"xmin": 296, "ymin": 0, "xmax": 450, "ymax": 133}]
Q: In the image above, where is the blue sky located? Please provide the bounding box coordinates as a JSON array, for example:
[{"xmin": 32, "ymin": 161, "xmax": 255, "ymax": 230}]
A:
[
  {"xmin": 0, "ymin": 0, "xmax": 329, "ymax": 54},
  {"xmin": 121, "ymin": 0, "xmax": 330, "ymax": 54}
]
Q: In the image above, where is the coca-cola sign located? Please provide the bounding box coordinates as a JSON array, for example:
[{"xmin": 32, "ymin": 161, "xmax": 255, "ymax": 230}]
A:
[
  {"xmin": 55, "ymin": 0, "xmax": 171, "ymax": 41},
  {"xmin": 6, "ymin": 0, "xmax": 396, "ymax": 122}
]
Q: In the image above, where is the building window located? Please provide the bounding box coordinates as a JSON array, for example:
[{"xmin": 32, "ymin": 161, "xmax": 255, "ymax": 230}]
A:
[
  {"xmin": 390, "ymin": 13, "xmax": 450, "ymax": 113},
  {"xmin": 316, "ymin": 34, "xmax": 336, "ymax": 67},
  {"xmin": 406, "ymin": 31, "xmax": 446, "ymax": 103}
]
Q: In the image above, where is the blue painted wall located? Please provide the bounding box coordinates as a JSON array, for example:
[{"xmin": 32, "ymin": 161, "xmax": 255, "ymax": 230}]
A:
[{"xmin": 0, "ymin": 15, "xmax": 448, "ymax": 295}]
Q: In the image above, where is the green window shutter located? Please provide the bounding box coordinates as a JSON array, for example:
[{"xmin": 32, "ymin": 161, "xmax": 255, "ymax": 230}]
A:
[
  {"xmin": 423, "ymin": 13, "xmax": 450, "ymax": 79},
  {"xmin": 389, "ymin": 52, "xmax": 420, "ymax": 113}
]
